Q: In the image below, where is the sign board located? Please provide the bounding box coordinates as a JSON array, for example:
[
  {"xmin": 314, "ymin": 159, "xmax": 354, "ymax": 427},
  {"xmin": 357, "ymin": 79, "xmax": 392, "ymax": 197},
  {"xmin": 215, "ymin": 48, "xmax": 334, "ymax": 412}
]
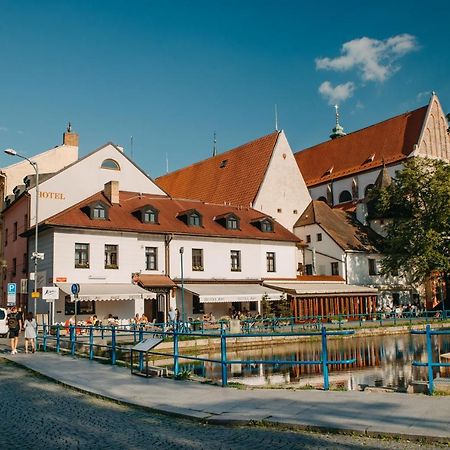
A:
[
  {"xmin": 131, "ymin": 338, "xmax": 163, "ymax": 352},
  {"xmin": 31, "ymin": 291, "xmax": 40, "ymax": 298},
  {"xmin": 42, "ymin": 287, "xmax": 59, "ymax": 301},
  {"xmin": 7, "ymin": 294, "xmax": 16, "ymax": 307},
  {"xmin": 71, "ymin": 283, "xmax": 80, "ymax": 295},
  {"xmin": 7, "ymin": 283, "xmax": 16, "ymax": 295},
  {"xmin": 29, "ymin": 271, "xmax": 47, "ymax": 289},
  {"xmin": 55, "ymin": 277, "xmax": 67, "ymax": 283}
]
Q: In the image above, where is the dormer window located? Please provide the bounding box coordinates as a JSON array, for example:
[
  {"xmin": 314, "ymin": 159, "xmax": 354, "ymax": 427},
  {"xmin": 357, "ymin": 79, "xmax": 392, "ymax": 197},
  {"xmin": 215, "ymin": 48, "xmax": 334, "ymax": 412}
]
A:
[
  {"xmin": 251, "ymin": 217, "xmax": 274, "ymax": 233},
  {"xmin": 215, "ymin": 213, "xmax": 240, "ymax": 230},
  {"xmin": 141, "ymin": 206, "xmax": 159, "ymax": 224},
  {"xmin": 177, "ymin": 209, "xmax": 203, "ymax": 227},
  {"xmin": 101, "ymin": 159, "xmax": 120, "ymax": 170},
  {"xmin": 85, "ymin": 201, "xmax": 109, "ymax": 220},
  {"xmin": 227, "ymin": 216, "xmax": 239, "ymax": 230}
]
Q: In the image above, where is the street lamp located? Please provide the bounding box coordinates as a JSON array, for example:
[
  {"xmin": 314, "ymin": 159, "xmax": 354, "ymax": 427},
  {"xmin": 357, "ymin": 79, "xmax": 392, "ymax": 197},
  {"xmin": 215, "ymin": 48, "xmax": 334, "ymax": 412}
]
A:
[
  {"xmin": 179, "ymin": 247, "xmax": 185, "ymax": 324},
  {"xmin": 4, "ymin": 148, "xmax": 41, "ymax": 319}
]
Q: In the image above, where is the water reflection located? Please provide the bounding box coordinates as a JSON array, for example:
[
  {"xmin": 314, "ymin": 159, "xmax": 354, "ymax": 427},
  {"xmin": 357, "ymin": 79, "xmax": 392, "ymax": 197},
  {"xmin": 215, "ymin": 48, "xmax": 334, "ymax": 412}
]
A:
[{"xmin": 177, "ymin": 332, "xmax": 450, "ymax": 390}]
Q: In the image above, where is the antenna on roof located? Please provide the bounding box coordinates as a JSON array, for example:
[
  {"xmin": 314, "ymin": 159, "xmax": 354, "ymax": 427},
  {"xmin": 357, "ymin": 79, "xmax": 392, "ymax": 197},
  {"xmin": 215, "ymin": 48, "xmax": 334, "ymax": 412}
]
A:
[
  {"xmin": 130, "ymin": 136, "xmax": 134, "ymax": 160},
  {"xmin": 166, "ymin": 153, "xmax": 169, "ymax": 173},
  {"xmin": 212, "ymin": 131, "xmax": 217, "ymax": 157},
  {"xmin": 274, "ymin": 104, "xmax": 279, "ymax": 131}
]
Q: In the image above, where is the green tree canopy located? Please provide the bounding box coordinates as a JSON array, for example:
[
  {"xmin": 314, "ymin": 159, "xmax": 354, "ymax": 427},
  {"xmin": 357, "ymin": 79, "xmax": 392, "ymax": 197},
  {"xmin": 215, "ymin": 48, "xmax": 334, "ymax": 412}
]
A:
[{"xmin": 376, "ymin": 157, "xmax": 450, "ymax": 285}]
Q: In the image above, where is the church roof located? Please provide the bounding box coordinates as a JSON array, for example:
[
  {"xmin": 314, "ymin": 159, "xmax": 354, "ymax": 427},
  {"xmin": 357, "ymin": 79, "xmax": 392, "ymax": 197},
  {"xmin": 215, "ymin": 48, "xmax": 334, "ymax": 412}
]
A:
[
  {"xmin": 156, "ymin": 131, "xmax": 280, "ymax": 207},
  {"xmin": 295, "ymin": 200, "xmax": 380, "ymax": 252},
  {"xmin": 295, "ymin": 105, "xmax": 428, "ymax": 187}
]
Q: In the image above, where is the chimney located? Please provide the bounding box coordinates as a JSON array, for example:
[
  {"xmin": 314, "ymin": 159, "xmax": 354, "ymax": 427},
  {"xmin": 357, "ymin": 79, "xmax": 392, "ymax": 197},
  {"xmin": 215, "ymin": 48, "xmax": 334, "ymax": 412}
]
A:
[
  {"xmin": 63, "ymin": 122, "xmax": 79, "ymax": 147},
  {"xmin": 104, "ymin": 181, "xmax": 120, "ymax": 204}
]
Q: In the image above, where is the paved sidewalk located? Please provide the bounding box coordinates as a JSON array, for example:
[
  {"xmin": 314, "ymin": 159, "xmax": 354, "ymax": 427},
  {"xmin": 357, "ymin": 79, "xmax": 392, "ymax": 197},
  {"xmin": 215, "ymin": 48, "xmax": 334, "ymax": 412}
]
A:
[{"xmin": 2, "ymin": 351, "xmax": 450, "ymax": 443}]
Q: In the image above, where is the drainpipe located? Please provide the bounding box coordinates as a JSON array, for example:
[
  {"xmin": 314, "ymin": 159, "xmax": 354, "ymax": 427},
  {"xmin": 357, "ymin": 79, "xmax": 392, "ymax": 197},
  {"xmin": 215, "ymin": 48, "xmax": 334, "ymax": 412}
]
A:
[
  {"xmin": 164, "ymin": 234, "xmax": 173, "ymax": 323},
  {"xmin": 344, "ymin": 253, "xmax": 348, "ymax": 284}
]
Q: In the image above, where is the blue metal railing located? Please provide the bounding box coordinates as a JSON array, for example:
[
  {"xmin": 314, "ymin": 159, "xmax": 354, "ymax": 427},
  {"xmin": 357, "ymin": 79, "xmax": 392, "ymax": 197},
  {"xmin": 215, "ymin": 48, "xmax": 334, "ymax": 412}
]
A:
[
  {"xmin": 37, "ymin": 323, "xmax": 355, "ymax": 390},
  {"xmin": 411, "ymin": 324, "xmax": 450, "ymax": 394}
]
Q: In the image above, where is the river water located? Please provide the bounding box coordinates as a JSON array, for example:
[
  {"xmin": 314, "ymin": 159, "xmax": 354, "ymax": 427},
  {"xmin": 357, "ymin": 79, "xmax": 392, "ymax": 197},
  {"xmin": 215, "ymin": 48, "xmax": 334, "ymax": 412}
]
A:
[{"xmin": 177, "ymin": 331, "xmax": 450, "ymax": 390}]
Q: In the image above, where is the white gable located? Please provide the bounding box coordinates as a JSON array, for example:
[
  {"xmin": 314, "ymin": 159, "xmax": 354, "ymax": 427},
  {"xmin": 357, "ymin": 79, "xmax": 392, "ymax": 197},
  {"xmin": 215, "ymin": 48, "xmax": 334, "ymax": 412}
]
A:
[{"xmin": 28, "ymin": 143, "xmax": 167, "ymax": 226}]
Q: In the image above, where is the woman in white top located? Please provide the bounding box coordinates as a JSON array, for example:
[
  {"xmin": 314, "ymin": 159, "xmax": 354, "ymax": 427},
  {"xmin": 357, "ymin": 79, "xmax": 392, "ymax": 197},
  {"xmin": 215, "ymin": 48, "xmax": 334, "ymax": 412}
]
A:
[{"xmin": 24, "ymin": 312, "xmax": 37, "ymax": 354}]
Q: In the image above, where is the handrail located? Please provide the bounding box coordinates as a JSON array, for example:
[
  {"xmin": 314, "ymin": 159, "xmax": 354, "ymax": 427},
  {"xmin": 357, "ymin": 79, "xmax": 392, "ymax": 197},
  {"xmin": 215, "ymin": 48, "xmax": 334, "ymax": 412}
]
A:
[
  {"xmin": 36, "ymin": 324, "xmax": 355, "ymax": 390},
  {"xmin": 411, "ymin": 324, "xmax": 450, "ymax": 394}
]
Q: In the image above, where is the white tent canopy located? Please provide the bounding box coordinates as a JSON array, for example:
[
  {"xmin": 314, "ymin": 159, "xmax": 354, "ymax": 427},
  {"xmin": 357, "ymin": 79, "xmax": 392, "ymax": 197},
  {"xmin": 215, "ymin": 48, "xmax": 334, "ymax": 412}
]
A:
[
  {"xmin": 56, "ymin": 283, "xmax": 155, "ymax": 302},
  {"xmin": 263, "ymin": 281, "xmax": 378, "ymax": 297},
  {"xmin": 182, "ymin": 283, "xmax": 284, "ymax": 304}
]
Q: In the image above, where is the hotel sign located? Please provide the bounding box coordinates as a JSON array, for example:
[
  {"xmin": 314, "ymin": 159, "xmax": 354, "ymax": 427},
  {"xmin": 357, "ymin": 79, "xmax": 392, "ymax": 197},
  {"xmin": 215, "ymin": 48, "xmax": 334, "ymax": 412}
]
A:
[{"xmin": 39, "ymin": 191, "xmax": 66, "ymax": 200}]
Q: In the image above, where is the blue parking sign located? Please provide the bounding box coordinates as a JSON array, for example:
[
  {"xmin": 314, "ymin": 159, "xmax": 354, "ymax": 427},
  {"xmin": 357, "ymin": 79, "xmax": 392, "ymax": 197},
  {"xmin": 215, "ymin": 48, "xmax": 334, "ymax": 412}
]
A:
[{"xmin": 7, "ymin": 283, "xmax": 16, "ymax": 295}]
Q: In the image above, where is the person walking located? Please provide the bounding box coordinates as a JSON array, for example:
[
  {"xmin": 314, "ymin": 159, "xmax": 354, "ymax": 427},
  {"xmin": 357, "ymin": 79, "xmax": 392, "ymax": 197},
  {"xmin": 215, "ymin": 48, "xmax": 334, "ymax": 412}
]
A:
[
  {"xmin": 7, "ymin": 306, "xmax": 22, "ymax": 355},
  {"xmin": 24, "ymin": 312, "xmax": 37, "ymax": 354}
]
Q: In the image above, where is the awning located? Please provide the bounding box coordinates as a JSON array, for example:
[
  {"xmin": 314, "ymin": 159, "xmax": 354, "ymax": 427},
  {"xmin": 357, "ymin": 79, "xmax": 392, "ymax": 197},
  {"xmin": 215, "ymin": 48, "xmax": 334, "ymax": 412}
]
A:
[
  {"xmin": 138, "ymin": 274, "xmax": 176, "ymax": 288},
  {"xmin": 263, "ymin": 281, "xmax": 378, "ymax": 297},
  {"xmin": 56, "ymin": 283, "xmax": 156, "ymax": 302},
  {"xmin": 182, "ymin": 283, "xmax": 284, "ymax": 303}
]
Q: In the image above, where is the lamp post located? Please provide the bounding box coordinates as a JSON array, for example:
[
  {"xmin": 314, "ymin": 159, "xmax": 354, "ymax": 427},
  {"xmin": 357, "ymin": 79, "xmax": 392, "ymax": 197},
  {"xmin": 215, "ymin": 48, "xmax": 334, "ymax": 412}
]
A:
[
  {"xmin": 4, "ymin": 149, "xmax": 40, "ymax": 319},
  {"xmin": 179, "ymin": 247, "xmax": 185, "ymax": 323}
]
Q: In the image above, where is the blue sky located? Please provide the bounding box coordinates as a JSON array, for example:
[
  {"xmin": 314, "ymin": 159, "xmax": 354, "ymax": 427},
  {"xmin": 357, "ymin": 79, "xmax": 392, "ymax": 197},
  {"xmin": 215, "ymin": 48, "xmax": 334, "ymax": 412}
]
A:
[{"xmin": 0, "ymin": 0, "xmax": 449, "ymax": 178}]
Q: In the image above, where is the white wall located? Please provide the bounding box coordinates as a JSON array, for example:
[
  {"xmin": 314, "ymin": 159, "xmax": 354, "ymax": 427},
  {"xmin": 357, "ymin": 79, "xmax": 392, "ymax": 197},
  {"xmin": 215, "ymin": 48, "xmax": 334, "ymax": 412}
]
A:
[
  {"xmin": 254, "ymin": 131, "xmax": 312, "ymax": 230},
  {"xmin": 28, "ymin": 143, "xmax": 166, "ymax": 226}
]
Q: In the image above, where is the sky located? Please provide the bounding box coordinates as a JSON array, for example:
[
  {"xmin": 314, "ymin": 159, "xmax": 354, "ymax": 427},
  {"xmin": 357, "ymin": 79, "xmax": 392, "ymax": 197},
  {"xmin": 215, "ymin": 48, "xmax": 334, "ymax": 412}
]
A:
[{"xmin": 0, "ymin": 0, "xmax": 449, "ymax": 178}]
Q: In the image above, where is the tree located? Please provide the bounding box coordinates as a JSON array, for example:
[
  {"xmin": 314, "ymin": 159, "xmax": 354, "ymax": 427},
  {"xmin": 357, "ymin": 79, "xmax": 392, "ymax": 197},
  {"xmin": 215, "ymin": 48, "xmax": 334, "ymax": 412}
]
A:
[{"xmin": 376, "ymin": 158, "xmax": 450, "ymax": 305}]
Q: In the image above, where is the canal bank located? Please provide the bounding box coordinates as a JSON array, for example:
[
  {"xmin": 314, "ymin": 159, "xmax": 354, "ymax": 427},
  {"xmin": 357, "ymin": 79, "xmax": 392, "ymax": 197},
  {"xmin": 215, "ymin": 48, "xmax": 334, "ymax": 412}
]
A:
[{"xmin": 1, "ymin": 353, "xmax": 449, "ymax": 444}]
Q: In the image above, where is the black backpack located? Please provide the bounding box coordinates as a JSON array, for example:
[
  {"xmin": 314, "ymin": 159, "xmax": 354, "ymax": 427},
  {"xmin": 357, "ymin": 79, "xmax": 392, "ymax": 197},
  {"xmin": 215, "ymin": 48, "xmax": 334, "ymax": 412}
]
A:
[{"xmin": 8, "ymin": 314, "xmax": 19, "ymax": 329}]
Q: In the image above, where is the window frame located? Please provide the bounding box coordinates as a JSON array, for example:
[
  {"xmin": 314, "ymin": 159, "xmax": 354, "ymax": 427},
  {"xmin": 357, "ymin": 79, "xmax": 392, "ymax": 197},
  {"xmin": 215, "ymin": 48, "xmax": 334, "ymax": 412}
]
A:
[
  {"xmin": 260, "ymin": 219, "xmax": 274, "ymax": 233},
  {"xmin": 226, "ymin": 215, "xmax": 239, "ymax": 230},
  {"xmin": 192, "ymin": 248, "xmax": 204, "ymax": 271},
  {"xmin": 230, "ymin": 250, "xmax": 241, "ymax": 272},
  {"xmin": 331, "ymin": 262, "xmax": 339, "ymax": 276},
  {"xmin": 266, "ymin": 252, "xmax": 276, "ymax": 273},
  {"xmin": 368, "ymin": 258, "xmax": 378, "ymax": 276},
  {"xmin": 75, "ymin": 243, "xmax": 90, "ymax": 269},
  {"xmin": 145, "ymin": 247, "xmax": 158, "ymax": 271},
  {"xmin": 105, "ymin": 244, "xmax": 119, "ymax": 269},
  {"xmin": 101, "ymin": 158, "xmax": 121, "ymax": 171},
  {"xmin": 317, "ymin": 233, "xmax": 322, "ymax": 242},
  {"xmin": 13, "ymin": 222, "xmax": 18, "ymax": 241},
  {"xmin": 188, "ymin": 212, "xmax": 202, "ymax": 227}
]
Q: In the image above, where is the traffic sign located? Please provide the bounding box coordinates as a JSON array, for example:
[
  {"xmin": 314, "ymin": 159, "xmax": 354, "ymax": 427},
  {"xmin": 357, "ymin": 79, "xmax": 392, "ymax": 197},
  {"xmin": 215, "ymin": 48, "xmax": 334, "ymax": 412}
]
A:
[
  {"xmin": 31, "ymin": 291, "xmax": 40, "ymax": 298},
  {"xmin": 71, "ymin": 283, "xmax": 80, "ymax": 295},
  {"xmin": 7, "ymin": 283, "xmax": 16, "ymax": 295},
  {"xmin": 42, "ymin": 286, "xmax": 59, "ymax": 300}
]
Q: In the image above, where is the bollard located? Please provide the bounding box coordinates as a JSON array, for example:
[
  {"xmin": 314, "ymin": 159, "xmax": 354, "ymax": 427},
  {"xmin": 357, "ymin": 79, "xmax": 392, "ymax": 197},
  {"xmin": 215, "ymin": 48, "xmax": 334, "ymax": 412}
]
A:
[
  {"xmin": 89, "ymin": 326, "xmax": 94, "ymax": 360},
  {"xmin": 111, "ymin": 326, "xmax": 116, "ymax": 365},
  {"xmin": 43, "ymin": 325, "xmax": 47, "ymax": 352},
  {"xmin": 70, "ymin": 325, "xmax": 75, "ymax": 356},
  {"xmin": 426, "ymin": 324, "xmax": 434, "ymax": 395},
  {"xmin": 321, "ymin": 326, "xmax": 329, "ymax": 390},
  {"xmin": 173, "ymin": 327, "xmax": 179, "ymax": 377},
  {"xmin": 56, "ymin": 325, "xmax": 60, "ymax": 353},
  {"xmin": 220, "ymin": 326, "xmax": 228, "ymax": 387}
]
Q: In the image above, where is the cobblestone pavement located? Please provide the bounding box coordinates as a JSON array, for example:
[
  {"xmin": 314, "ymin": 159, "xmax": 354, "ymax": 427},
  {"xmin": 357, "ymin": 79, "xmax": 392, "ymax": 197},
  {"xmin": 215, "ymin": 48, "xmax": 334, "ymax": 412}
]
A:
[{"xmin": 0, "ymin": 359, "xmax": 445, "ymax": 450}]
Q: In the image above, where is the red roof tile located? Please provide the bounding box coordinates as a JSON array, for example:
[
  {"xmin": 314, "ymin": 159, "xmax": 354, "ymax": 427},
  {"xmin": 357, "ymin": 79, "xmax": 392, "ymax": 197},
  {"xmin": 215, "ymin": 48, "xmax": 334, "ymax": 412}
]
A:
[
  {"xmin": 295, "ymin": 105, "xmax": 428, "ymax": 186},
  {"xmin": 42, "ymin": 191, "xmax": 300, "ymax": 243},
  {"xmin": 156, "ymin": 131, "xmax": 280, "ymax": 206}
]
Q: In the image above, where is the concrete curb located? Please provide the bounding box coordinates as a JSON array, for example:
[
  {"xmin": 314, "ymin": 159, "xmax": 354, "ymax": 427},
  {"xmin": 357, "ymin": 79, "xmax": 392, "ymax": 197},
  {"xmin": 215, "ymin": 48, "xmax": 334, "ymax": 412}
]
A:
[{"xmin": 4, "ymin": 356, "xmax": 449, "ymax": 445}]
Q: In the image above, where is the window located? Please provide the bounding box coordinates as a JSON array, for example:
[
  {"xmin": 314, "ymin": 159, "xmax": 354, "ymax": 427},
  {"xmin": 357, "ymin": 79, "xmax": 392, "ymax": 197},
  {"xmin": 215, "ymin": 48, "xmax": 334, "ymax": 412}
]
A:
[
  {"xmin": 65, "ymin": 296, "xmax": 95, "ymax": 315},
  {"xmin": 12, "ymin": 258, "xmax": 16, "ymax": 277},
  {"xmin": 317, "ymin": 233, "xmax": 322, "ymax": 242},
  {"xmin": 331, "ymin": 262, "xmax": 339, "ymax": 276},
  {"xmin": 188, "ymin": 212, "xmax": 201, "ymax": 227},
  {"xmin": 5, "ymin": 228, "xmax": 8, "ymax": 247},
  {"xmin": 93, "ymin": 204, "xmax": 106, "ymax": 219},
  {"xmin": 105, "ymin": 245, "xmax": 118, "ymax": 269},
  {"xmin": 277, "ymin": 208, "xmax": 282, "ymax": 213},
  {"xmin": 226, "ymin": 216, "xmax": 239, "ymax": 230},
  {"xmin": 22, "ymin": 253, "xmax": 27, "ymax": 273},
  {"xmin": 145, "ymin": 247, "xmax": 158, "ymax": 270},
  {"xmin": 317, "ymin": 196, "xmax": 328, "ymax": 204},
  {"xmin": 261, "ymin": 219, "xmax": 273, "ymax": 232},
  {"xmin": 192, "ymin": 295, "xmax": 204, "ymax": 314},
  {"xmin": 368, "ymin": 258, "xmax": 378, "ymax": 276},
  {"xmin": 338, "ymin": 190, "xmax": 352, "ymax": 203},
  {"xmin": 230, "ymin": 250, "xmax": 241, "ymax": 271},
  {"xmin": 220, "ymin": 159, "xmax": 228, "ymax": 168},
  {"xmin": 249, "ymin": 301, "xmax": 258, "ymax": 311},
  {"xmin": 192, "ymin": 249, "xmax": 204, "ymax": 271},
  {"xmin": 13, "ymin": 222, "xmax": 17, "ymax": 241},
  {"xmin": 101, "ymin": 158, "xmax": 120, "ymax": 170},
  {"xmin": 75, "ymin": 243, "xmax": 89, "ymax": 268},
  {"xmin": 293, "ymin": 209, "xmax": 298, "ymax": 214},
  {"xmin": 24, "ymin": 214, "xmax": 28, "ymax": 230},
  {"xmin": 266, "ymin": 252, "xmax": 276, "ymax": 272},
  {"xmin": 143, "ymin": 208, "xmax": 158, "ymax": 224},
  {"xmin": 306, "ymin": 235, "xmax": 311, "ymax": 243},
  {"xmin": 305, "ymin": 264, "xmax": 313, "ymax": 275}
]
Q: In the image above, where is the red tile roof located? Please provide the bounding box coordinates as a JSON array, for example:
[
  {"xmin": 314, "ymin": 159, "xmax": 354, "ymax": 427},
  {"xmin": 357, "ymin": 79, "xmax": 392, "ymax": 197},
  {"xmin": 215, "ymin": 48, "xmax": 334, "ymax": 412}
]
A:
[
  {"xmin": 295, "ymin": 105, "xmax": 428, "ymax": 186},
  {"xmin": 156, "ymin": 131, "xmax": 280, "ymax": 206},
  {"xmin": 295, "ymin": 200, "xmax": 380, "ymax": 252},
  {"xmin": 41, "ymin": 191, "xmax": 300, "ymax": 243}
]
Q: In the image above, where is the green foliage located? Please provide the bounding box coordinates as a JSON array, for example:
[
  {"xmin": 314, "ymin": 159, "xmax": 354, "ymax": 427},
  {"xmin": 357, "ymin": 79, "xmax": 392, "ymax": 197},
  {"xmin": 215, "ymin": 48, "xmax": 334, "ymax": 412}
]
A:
[
  {"xmin": 174, "ymin": 369, "xmax": 191, "ymax": 380},
  {"xmin": 376, "ymin": 158, "xmax": 450, "ymax": 284}
]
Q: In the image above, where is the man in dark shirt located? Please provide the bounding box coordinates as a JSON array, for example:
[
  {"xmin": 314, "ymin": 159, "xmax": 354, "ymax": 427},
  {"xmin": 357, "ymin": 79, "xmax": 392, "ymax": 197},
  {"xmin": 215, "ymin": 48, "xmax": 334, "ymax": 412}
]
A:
[{"xmin": 7, "ymin": 306, "xmax": 22, "ymax": 354}]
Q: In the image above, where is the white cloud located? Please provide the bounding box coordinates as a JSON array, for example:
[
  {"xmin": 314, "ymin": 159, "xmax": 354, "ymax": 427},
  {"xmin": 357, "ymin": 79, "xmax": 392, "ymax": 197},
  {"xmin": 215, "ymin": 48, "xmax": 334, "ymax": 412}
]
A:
[
  {"xmin": 416, "ymin": 91, "xmax": 430, "ymax": 102},
  {"xmin": 315, "ymin": 34, "xmax": 418, "ymax": 82},
  {"xmin": 318, "ymin": 81, "xmax": 355, "ymax": 105},
  {"xmin": 0, "ymin": 126, "xmax": 8, "ymax": 132}
]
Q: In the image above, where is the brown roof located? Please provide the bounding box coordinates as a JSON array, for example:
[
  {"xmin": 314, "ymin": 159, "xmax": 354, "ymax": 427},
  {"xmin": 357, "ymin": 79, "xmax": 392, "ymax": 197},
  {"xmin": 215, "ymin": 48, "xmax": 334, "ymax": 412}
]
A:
[
  {"xmin": 295, "ymin": 200, "xmax": 380, "ymax": 252},
  {"xmin": 295, "ymin": 105, "xmax": 428, "ymax": 186},
  {"xmin": 156, "ymin": 131, "xmax": 280, "ymax": 206},
  {"xmin": 138, "ymin": 275, "xmax": 176, "ymax": 288},
  {"xmin": 41, "ymin": 191, "xmax": 300, "ymax": 243}
]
